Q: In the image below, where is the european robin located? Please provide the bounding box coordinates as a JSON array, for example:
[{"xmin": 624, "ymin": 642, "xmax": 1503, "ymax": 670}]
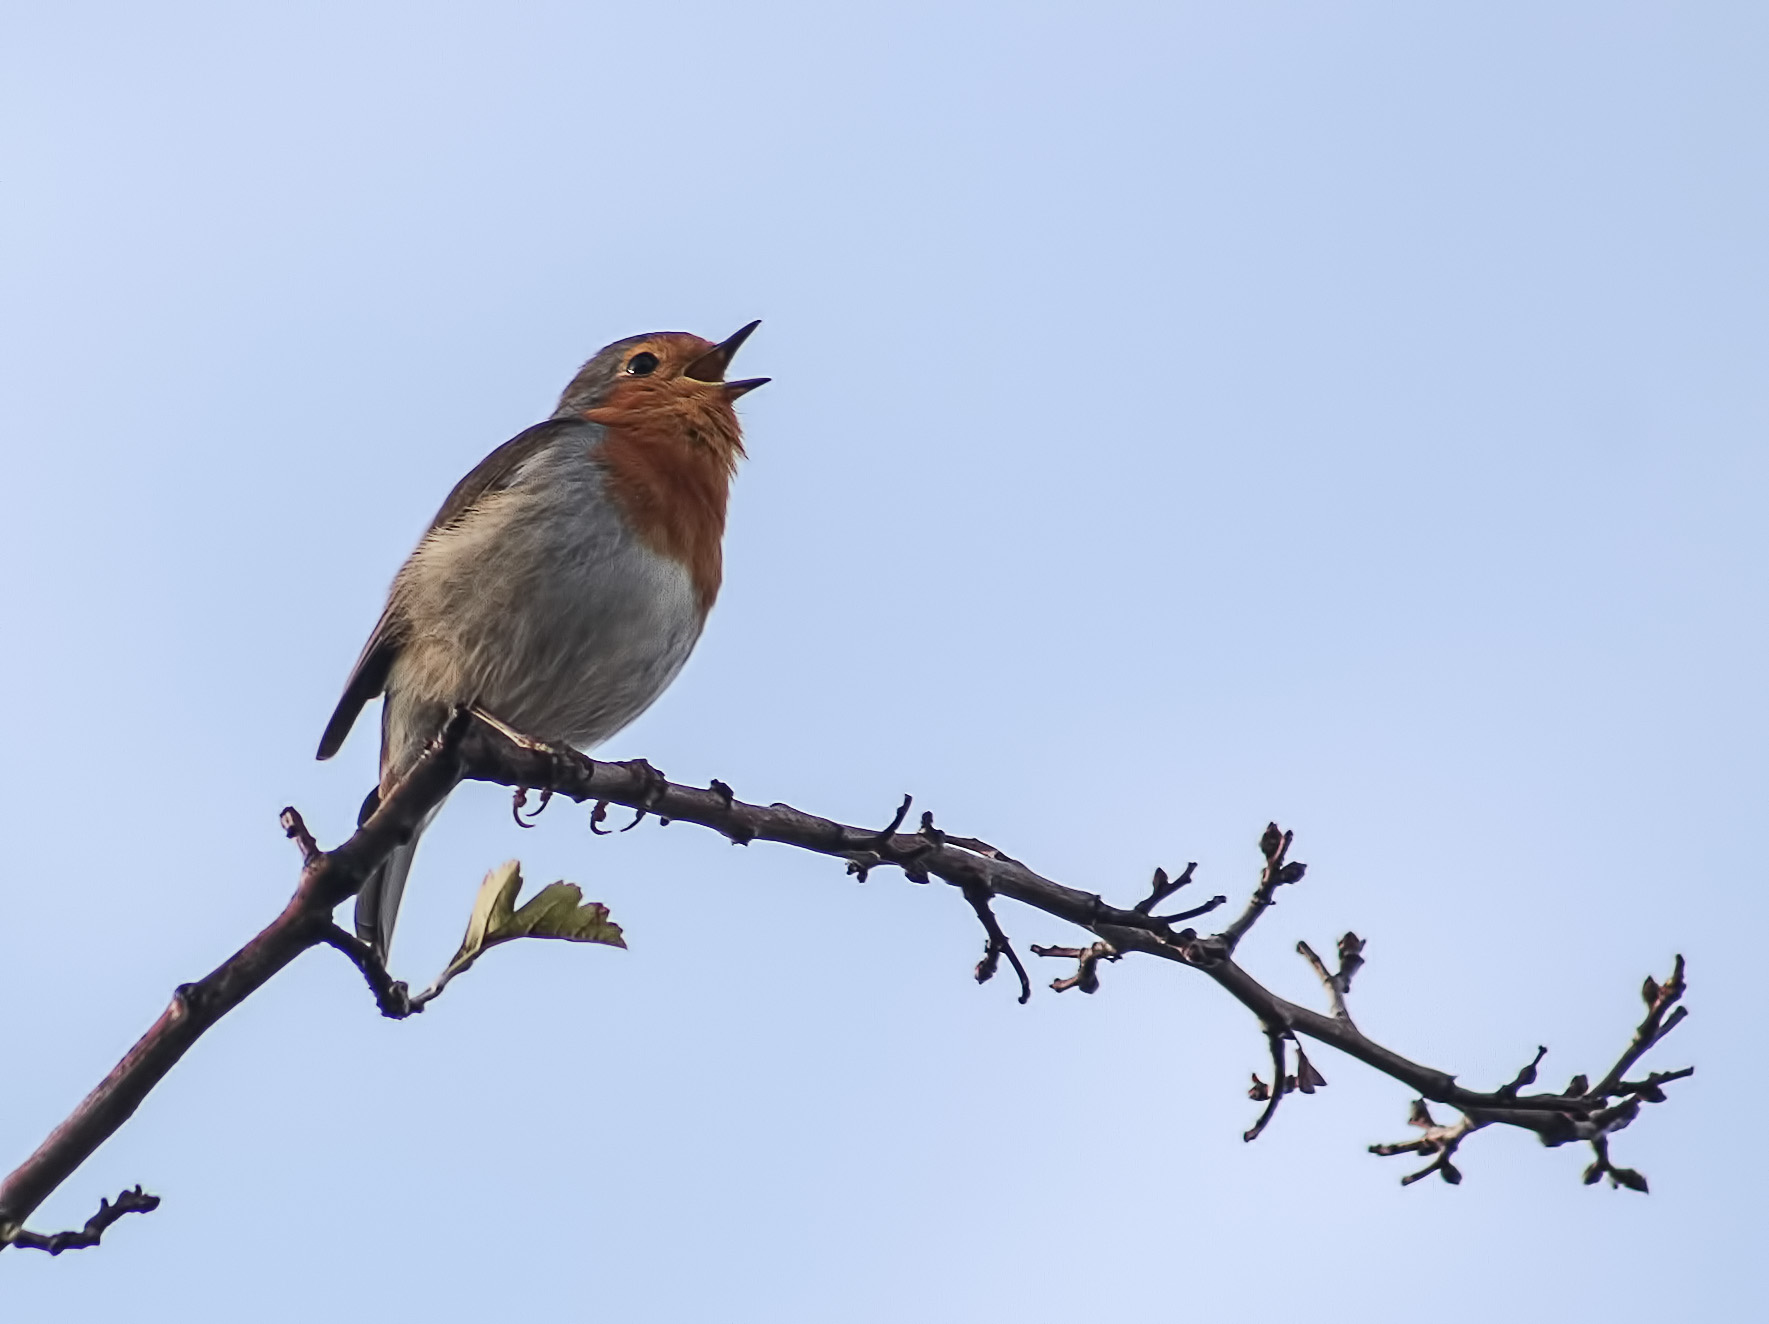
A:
[{"xmin": 317, "ymin": 323, "xmax": 767, "ymax": 959}]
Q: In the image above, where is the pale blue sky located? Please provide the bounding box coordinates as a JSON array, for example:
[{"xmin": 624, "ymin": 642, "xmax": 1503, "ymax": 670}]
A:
[{"xmin": 2, "ymin": 2, "xmax": 1763, "ymax": 1319}]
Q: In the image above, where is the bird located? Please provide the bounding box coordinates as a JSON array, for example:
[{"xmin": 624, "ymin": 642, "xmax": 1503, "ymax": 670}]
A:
[{"xmin": 317, "ymin": 322, "xmax": 767, "ymax": 961}]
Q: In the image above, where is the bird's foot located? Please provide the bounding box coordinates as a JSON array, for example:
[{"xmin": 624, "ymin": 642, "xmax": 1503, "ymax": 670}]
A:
[
  {"xmin": 608, "ymin": 758, "xmax": 669, "ymax": 830},
  {"xmin": 469, "ymin": 705, "xmax": 582, "ymax": 801}
]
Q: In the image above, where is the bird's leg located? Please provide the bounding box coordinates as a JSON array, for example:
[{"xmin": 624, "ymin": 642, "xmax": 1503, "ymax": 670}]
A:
[{"xmin": 468, "ymin": 704, "xmax": 557, "ymax": 752}]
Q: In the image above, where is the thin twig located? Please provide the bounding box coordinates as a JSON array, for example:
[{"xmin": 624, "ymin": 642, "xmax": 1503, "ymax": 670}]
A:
[
  {"xmin": 960, "ymin": 881, "xmax": 1032, "ymax": 1004},
  {"xmin": 0, "ymin": 717, "xmax": 1697, "ymax": 1244},
  {"xmin": 2, "ymin": 1186, "xmax": 161, "ymax": 1254},
  {"xmin": 1219, "ymin": 823, "xmax": 1306, "ymax": 952},
  {"xmin": 317, "ymin": 924, "xmax": 413, "ymax": 1019},
  {"xmin": 0, "ymin": 707, "xmax": 472, "ymax": 1247},
  {"xmin": 280, "ymin": 807, "xmax": 319, "ymax": 864},
  {"xmin": 1593, "ymin": 956, "xmax": 1688, "ymax": 1098},
  {"xmin": 1244, "ymin": 1025, "xmax": 1288, "ymax": 1142},
  {"xmin": 1297, "ymin": 940, "xmax": 1352, "ymax": 1022},
  {"xmin": 1030, "ymin": 941, "xmax": 1117, "ymax": 993},
  {"xmin": 1370, "ymin": 1100, "xmax": 1478, "ymax": 1186},
  {"xmin": 1134, "ymin": 863, "xmax": 1197, "ymax": 914}
]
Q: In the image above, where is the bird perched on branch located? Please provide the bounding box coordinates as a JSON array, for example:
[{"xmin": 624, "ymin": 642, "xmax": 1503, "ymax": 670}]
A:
[{"xmin": 317, "ymin": 323, "xmax": 767, "ymax": 960}]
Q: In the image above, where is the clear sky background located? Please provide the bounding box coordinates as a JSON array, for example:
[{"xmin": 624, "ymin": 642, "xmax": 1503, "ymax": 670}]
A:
[{"xmin": 2, "ymin": 2, "xmax": 1763, "ymax": 1319}]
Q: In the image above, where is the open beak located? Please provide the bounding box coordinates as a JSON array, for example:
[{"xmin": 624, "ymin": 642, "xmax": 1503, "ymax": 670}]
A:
[{"xmin": 685, "ymin": 320, "xmax": 769, "ymax": 397}]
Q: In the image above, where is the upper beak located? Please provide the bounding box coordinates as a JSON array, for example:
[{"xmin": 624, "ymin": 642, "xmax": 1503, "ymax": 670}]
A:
[{"xmin": 685, "ymin": 320, "xmax": 769, "ymax": 397}]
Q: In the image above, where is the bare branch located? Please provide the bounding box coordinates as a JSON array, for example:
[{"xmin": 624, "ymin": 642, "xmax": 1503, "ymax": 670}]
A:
[
  {"xmin": 1244, "ymin": 1026, "xmax": 1288, "ymax": 1142},
  {"xmin": 1219, "ymin": 823, "xmax": 1305, "ymax": 952},
  {"xmin": 1030, "ymin": 940, "xmax": 1118, "ymax": 994},
  {"xmin": 280, "ymin": 806, "xmax": 320, "ymax": 864},
  {"xmin": 960, "ymin": 880, "xmax": 1032, "ymax": 1004},
  {"xmin": 1154, "ymin": 893, "xmax": 1229, "ymax": 925},
  {"xmin": 317, "ymin": 924, "xmax": 414, "ymax": 1019},
  {"xmin": 1134, "ymin": 862, "xmax": 1196, "ymax": 914},
  {"xmin": 1371, "ymin": 1101, "xmax": 1477, "ymax": 1186},
  {"xmin": 1335, "ymin": 932, "xmax": 1366, "ymax": 993},
  {"xmin": 0, "ymin": 707, "xmax": 472, "ymax": 1247},
  {"xmin": 0, "ymin": 716, "xmax": 1697, "ymax": 1249},
  {"xmin": 1498, "ymin": 1045, "xmax": 1549, "ymax": 1098},
  {"xmin": 1593, "ymin": 956, "xmax": 1688, "ymax": 1098},
  {"xmin": 1, "ymin": 1186, "xmax": 160, "ymax": 1254},
  {"xmin": 1297, "ymin": 939, "xmax": 1352, "ymax": 1023}
]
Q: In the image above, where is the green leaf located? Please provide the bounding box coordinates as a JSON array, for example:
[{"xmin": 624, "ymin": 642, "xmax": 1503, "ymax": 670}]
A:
[
  {"xmin": 416, "ymin": 862, "xmax": 625, "ymax": 1006},
  {"xmin": 497, "ymin": 880, "xmax": 627, "ymax": 948},
  {"xmin": 453, "ymin": 860, "xmax": 526, "ymax": 970}
]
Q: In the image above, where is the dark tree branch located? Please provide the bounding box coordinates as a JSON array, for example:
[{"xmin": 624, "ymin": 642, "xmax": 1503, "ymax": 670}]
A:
[
  {"xmin": 1297, "ymin": 939, "xmax": 1354, "ymax": 1023},
  {"xmin": 1, "ymin": 720, "xmax": 1695, "ymax": 1251},
  {"xmin": 1593, "ymin": 956, "xmax": 1688, "ymax": 1097},
  {"xmin": 1134, "ymin": 862, "xmax": 1196, "ymax": 913},
  {"xmin": 960, "ymin": 881, "xmax": 1033, "ymax": 1004},
  {"xmin": 1370, "ymin": 1100, "xmax": 1476, "ymax": 1186},
  {"xmin": 1030, "ymin": 940, "xmax": 1118, "ymax": 994},
  {"xmin": 0, "ymin": 708, "xmax": 472, "ymax": 1249},
  {"xmin": 1219, "ymin": 823, "xmax": 1306, "ymax": 952},
  {"xmin": 317, "ymin": 924, "xmax": 414, "ymax": 1019},
  {"xmin": 1153, "ymin": 893, "xmax": 1229, "ymax": 925},
  {"xmin": 1244, "ymin": 1025, "xmax": 1289, "ymax": 1142},
  {"xmin": 2, "ymin": 1186, "xmax": 161, "ymax": 1254}
]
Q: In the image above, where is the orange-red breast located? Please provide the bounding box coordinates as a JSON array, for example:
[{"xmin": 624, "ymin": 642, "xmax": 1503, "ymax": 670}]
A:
[{"xmin": 317, "ymin": 323, "xmax": 767, "ymax": 958}]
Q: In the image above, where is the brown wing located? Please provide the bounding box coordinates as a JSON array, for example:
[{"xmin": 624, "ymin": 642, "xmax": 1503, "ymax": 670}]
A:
[{"xmin": 315, "ymin": 417, "xmax": 593, "ymax": 760}]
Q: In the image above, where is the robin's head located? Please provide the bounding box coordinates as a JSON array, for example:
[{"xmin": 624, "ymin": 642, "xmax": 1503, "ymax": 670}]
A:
[{"xmin": 554, "ymin": 322, "xmax": 768, "ymax": 422}]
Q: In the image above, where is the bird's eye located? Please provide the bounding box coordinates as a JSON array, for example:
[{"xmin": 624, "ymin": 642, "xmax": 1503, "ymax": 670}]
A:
[{"xmin": 626, "ymin": 351, "xmax": 660, "ymax": 376}]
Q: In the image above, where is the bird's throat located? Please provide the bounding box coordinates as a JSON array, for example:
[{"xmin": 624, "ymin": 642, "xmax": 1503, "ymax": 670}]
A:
[{"xmin": 586, "ymin": 398, "xmax": 742, "ymax": 615}]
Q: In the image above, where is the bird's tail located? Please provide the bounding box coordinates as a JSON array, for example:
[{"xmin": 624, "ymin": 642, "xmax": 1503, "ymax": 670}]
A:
[{"xmin": 353, "ymin": 784, "xmax": 444, "ymax": 963}]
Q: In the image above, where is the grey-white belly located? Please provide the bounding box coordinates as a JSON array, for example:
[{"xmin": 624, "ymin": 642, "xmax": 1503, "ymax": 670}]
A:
[{"xmin": 382, "ymin": 462, "xmax": 704, "ymax": 767}]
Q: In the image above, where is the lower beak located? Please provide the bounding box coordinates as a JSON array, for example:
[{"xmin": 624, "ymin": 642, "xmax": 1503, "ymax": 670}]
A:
[{"xmin": 684, "ymin": 320, "xmax": 762, "ymax": 384}]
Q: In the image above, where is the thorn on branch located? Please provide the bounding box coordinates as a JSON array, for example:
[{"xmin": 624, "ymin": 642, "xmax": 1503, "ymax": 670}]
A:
[
  {"xmin": 960, "ymin": 881, "xmax": 1031, "ymax": 1004},
  {"xmin": 588, "ymin": 800, "xmax": 612, "ymax": 835},
  {"xmin": 1030, "ymin": 941, "xmax": 1117, "ymax": 994},
  {"xmin": 868, "ymin": 794, "xmax": 913, "ymax": 849},
  {"xmin": 1498, "ymin": 1045, "xmax": 1549, "ymax": 1098},
  {"xmin": 3, "ymin": 1186, "xmax": 161, "ymax": 1254},
  {"xmin": 279, "ymin": 807, "xmax": 320, "ymax": 865},
  {"xmin": 709, "ymin": 779, "xmax": 735, "ymax": 806}
]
